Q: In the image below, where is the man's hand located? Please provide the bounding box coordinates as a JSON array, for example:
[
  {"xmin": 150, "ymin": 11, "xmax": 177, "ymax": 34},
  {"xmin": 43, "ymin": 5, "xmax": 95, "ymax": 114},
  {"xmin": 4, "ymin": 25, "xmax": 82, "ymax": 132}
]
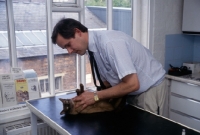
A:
[{"xmin": 72, "ymin": 91, "xmax": 96, "ymax": 112}]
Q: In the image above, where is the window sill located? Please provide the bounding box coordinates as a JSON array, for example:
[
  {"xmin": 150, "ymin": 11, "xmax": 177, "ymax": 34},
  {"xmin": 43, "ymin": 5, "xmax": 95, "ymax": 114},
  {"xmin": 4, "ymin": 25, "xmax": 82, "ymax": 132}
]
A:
[{"xmin": 40, "ymin": 92, "xmax": 52, "ymax": 98}]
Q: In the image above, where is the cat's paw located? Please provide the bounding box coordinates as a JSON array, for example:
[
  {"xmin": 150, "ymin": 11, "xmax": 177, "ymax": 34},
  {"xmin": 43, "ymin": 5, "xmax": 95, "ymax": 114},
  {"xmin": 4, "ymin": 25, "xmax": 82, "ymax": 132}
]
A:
[{"xmin": 76, "ymin": 83, "xmax": 85, "ymax": 96}]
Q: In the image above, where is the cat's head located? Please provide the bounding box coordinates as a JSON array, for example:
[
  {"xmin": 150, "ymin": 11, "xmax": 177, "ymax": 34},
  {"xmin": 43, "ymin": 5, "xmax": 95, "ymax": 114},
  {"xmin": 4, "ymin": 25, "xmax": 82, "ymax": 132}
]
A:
[{"xmin": 59, "ymin": 98, "xmax": 74, "ymax": 115}]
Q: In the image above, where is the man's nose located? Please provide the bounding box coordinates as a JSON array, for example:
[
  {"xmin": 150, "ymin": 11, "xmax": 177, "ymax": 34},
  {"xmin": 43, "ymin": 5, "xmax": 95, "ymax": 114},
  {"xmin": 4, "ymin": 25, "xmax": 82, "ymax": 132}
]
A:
[{"xmin": 67, "ymin": 48, "xmax": 73, "ymax": 54}]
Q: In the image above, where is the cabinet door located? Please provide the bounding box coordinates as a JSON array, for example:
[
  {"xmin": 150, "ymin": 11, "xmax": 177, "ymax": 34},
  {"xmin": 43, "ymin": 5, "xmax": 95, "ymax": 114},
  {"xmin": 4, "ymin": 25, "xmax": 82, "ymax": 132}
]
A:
[
  {"xmin": 171, "ymin": 80, "xmax": 200, "ymax": 101},
  {"xmin": 170, "ymin": 95, "xmax": 200, "ymax": 119},
  {"xmin": 182, "ymin": 0, "xmax": 200, "ymax": 33},
  {"xmin": 170, "ymin": 80, "xmax": 200, "ymax": 131},
  {"xmin": 170, "ymin": 111, "xmax": 200, "ymax": 131}
]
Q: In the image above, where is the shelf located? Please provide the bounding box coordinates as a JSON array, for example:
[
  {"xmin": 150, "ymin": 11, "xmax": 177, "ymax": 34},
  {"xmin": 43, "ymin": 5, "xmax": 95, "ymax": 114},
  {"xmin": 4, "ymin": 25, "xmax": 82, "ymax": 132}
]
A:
[{"xmin": 0, "ymin": 104, "xmax": 30, "ymax": 124}]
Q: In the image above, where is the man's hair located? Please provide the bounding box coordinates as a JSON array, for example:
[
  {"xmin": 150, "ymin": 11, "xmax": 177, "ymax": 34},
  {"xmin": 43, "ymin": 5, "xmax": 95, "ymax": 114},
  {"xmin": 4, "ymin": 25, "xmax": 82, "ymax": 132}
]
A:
[{"xmin": 51, "ymin": 18, "xmax": 88, "ymax": 44}]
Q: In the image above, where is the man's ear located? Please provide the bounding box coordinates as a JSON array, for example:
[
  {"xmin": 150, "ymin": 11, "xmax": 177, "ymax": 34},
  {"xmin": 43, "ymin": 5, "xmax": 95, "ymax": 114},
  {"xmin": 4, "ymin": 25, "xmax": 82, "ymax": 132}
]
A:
[{"xmin": 74, "ymin": 28, "xmax": 82, "ymax": 36}]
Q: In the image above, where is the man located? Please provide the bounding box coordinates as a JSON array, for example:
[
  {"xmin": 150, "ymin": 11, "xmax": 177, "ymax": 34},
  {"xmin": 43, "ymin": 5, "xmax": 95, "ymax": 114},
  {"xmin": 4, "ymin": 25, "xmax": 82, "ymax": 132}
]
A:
[{"xmin": 51, "ymin": 18, "xmax": 168, "ymax": 116}]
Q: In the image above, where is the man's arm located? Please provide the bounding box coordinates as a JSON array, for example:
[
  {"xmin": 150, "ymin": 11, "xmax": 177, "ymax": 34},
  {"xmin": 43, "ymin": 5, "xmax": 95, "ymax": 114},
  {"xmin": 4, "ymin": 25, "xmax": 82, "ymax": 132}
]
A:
[
  {"xmin": 72, "ymin": 73, "xmax": 139, "ymax": 111},
  {"xmin": 98, "ymin": 73, "xmax": 139, "ymax": 99},
  {"xmin": 103, "ymin": 81, "xmax": 111, "ymax": 88}
]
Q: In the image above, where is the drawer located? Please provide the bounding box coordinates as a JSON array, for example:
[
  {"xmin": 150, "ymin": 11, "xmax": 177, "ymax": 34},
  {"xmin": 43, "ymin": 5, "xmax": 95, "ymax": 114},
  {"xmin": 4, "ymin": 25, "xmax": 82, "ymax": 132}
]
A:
[
  {"xmin": 171, "ymin": 80, "xmax": 200, "ymax": 101},
  {"xmin": 170, "ymin": 95, "xmax": 200, "ymax": 119},
  {"xmin": 170, "ymin": 111, "xmax": 200, "ymax": 131}
]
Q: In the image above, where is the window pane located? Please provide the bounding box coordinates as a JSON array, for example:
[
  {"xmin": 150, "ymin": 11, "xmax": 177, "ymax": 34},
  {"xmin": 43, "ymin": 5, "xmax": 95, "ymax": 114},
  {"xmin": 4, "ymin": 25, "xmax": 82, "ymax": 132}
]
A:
[
  {"xmin": 0, "ymin": 33, "xmax": 8, "ymax": 48},
  {"xmin": 53, "ymin": 12, "xmax": 79, "ymax": 91},
  {"xmin": 12, "ymin": 1, "xmax": 49, "ymax": 94},
  {"xmin": 33, "ymin": 31, "xmax": 47, "ymax": 44},
  {"xmin": 85, "ymin": 0, "xmax": 107, "ymax": 29},
  {"xmin": 45, "ymin": 79, "xmax": 49, "ymax": 92},
  {"xmin": 52, "ymin": 12, "xmax": 79, "ymax": 26},
  {"xmin": 2, "ymin": 32, "xmax": 23, "ymax": 47},
  {"xmin": 85, "ymin": 0, "xmax": 107, "ymax": 89},
  {"xmin": 15, "ymin": 32, "xmax": 33, "ymax": 46},
  {"xmin": 24, "ymin": 32, "xmax": 43, "ymax": 45},
  {"xmin": 55, "ymin": 77, "xmax": 61, "ymax": 90},
  {"xmin": 16, "ymin": 38, "xmax": 23, "ymax": 46},
  {"xmin": 0, "ymin": 1, "xmax": 11, "ymax": 73},
  {"xmin": 40, "ymin": 80, "xmax": 44, "ymax": 92},
  {"xmin": 113, "ymin": 0, "xmax": 132, "ymax": 36}
]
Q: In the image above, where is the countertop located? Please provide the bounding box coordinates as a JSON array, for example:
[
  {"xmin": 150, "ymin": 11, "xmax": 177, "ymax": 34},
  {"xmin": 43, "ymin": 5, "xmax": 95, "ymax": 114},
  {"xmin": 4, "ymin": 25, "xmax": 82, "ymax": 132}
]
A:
[
  {"xmin": 166, "ymin": 73, "xmax": 200, "ymax": 86},
  {"xmin": 26, "ymin": 94, "xmax": 200, "ymax": 135}
]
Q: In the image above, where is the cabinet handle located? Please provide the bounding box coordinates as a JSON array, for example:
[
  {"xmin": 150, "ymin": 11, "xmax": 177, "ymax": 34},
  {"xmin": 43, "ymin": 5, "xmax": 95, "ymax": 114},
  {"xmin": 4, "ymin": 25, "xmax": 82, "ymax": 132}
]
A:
[
  {"xmin": 171, "ymin": 93, "xmax": 200, "ymax": 103},
  {"xmin": 186, "ymin": 83, "xmax": 199, "ymax": 87}
]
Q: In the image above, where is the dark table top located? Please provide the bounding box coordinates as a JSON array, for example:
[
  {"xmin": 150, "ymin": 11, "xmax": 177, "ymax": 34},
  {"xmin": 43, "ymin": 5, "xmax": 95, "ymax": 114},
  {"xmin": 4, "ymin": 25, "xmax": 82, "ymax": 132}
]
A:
[{"xmin": 27, "ymin": 93, "xmax": 200, "ymax": 135}]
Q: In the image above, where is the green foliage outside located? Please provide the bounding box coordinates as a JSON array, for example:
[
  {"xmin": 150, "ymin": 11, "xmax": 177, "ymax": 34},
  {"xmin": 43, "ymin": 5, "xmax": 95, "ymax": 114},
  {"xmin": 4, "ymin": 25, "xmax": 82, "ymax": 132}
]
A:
[{"xmin": 85, "ymin": 0, "xmax": 131, "ymax": 8}]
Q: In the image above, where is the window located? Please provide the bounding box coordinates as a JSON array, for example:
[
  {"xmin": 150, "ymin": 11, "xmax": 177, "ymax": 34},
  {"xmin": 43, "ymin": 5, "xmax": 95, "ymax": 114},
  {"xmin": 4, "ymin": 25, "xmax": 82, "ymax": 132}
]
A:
[
  {"xmin": 84, "ymin": 0, "xmax": 107, "ymax": 90},
  {"xmin": 85, "ymin": 0, "xmax": 107, "ymax": 29},
  {"xmin": 1, "ymin": 0, "xmax": 149, "ymax": 99},
  {"xmin": 10, "ymin": 1, "xmax": 50, "ymax": 96},
  {"xmin": 112, "ymin": 0, "xmax": 132, "ymax": 36},
  {"xmin": 38, "ymin": 74, "xmax": 64, "ymax": 94},
  {"xmin": 52, "ymin": 12, "xmax": 79, "ymax": 91}
]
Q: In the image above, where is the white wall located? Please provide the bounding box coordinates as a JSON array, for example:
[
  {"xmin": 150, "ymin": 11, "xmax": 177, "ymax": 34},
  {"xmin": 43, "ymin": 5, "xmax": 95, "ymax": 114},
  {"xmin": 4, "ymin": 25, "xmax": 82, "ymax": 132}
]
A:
[{"xmin": 150, "ymin": 0, "xmax": 183, "ymax": 66}]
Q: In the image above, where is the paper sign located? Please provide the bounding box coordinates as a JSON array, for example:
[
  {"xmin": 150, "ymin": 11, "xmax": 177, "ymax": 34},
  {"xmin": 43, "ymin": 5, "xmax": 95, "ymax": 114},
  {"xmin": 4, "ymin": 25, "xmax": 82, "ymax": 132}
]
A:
[
  {"xmin": 11, "ymin": 67, "xmax": 22, "ymax": 74},
  {"xmin": 27, "ymin": 78, "xmax": 40, "ymax": 100},
  {"xmin": 12, "ymin": 73, "xmax": 25, "ymax": 80},
  {"xmin": 15, "ymin": 79, "xmax": 29, "ymax": 103},
  {"xmin": 1, "ymin": 81, "xmax": 17, "ymax": 107},
  {"xmin": 0, "ymin": 74, "xmax": 13, "ymax": 82}
]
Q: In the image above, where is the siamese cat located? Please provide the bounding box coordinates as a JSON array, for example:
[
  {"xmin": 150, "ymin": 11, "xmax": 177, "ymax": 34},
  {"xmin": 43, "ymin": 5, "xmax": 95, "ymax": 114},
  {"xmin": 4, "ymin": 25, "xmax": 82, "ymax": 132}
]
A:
[{"xmin": 59, "ymin": 84, "xmax": 126, "ymax": 115}]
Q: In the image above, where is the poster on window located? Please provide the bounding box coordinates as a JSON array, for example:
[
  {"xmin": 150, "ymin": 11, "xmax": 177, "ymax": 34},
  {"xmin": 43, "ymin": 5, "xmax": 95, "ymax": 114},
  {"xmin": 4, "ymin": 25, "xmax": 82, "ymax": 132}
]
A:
[
  {"xmin": 1, "ymin": 81, "xmax": 17, "ymax": 107},
  {"xmin": 27, "ymin": 78, "xmax": 40, "ymax": 100},
  {"xmin": 15, "ymin": 79, "xmax": 29, "ymax": 103}
]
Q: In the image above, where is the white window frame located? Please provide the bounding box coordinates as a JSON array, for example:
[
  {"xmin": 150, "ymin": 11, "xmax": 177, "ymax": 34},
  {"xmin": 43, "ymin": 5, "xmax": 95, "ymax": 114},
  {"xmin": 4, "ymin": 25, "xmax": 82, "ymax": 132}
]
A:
[
  {"xmin": 46, "ymin": 0, "xmax": 86, "ymax": 97},
  {"xmin": 53, "ymin": 0, "xmax": 79, "ymax": 7}
]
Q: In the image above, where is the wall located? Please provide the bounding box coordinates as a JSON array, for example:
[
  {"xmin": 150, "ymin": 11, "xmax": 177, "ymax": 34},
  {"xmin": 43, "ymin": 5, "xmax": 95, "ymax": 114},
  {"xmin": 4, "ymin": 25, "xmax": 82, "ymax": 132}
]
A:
[
  {"xmin": 165, "ymin": 34, "xmax": 194, "ymax": 71},
  {"xmin": 193, "ymin": 36, "xmax": 200, "ymax": 62},
  {"xmin": 165, "ymin": 34, "xmax": 200, "ymax": 71},
  {"xmin": 151, "ymin": 0, "xmax": 183, "ymax": 66}
]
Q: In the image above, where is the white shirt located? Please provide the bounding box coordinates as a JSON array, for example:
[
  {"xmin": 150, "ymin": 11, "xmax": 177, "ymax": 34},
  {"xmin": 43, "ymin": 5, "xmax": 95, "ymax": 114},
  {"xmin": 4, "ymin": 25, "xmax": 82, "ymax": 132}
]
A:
[{"xmin": 88, "ymin": 30, "xmax": 166, "ymax": 95}]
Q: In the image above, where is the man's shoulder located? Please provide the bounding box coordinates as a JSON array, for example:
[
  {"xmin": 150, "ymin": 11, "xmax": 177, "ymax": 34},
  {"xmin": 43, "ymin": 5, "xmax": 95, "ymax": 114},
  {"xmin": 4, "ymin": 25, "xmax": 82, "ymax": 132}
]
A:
[{"xmin": 89, "ymin": 29, "xmax": 119, "ymax": 34}]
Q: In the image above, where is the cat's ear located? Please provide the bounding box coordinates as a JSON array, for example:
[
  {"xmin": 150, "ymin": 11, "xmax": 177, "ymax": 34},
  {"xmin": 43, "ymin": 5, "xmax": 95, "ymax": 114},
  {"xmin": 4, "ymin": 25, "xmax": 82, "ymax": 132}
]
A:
[
  {"xmin": 60, "ymin": 110, "xmax": 65, "ymax": 115},
  {"xmin": 59, "ymin": 98, "xmax": 65, "ymax": 103}
]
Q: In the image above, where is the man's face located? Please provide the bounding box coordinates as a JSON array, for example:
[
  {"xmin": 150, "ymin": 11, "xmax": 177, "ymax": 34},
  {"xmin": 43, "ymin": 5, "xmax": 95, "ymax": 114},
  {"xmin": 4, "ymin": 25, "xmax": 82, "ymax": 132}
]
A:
[{"xmin": 56, "ymin": 29, "xmax": 87, "ymax": 55}]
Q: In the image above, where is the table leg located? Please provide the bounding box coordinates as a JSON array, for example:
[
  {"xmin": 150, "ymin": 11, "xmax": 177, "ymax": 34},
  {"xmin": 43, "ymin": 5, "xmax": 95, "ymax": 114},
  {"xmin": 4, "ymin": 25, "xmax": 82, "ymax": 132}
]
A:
[{"xmin": 30, "ymin": 112, "xmax": 37, "ymax": 135}]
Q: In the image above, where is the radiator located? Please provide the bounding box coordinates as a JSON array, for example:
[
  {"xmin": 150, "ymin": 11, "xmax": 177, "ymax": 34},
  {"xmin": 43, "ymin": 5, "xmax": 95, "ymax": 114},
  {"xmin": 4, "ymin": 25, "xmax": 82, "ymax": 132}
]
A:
[{"xmin": 3, "ymin": 120, "xmax": 60, "ymax": 135}]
